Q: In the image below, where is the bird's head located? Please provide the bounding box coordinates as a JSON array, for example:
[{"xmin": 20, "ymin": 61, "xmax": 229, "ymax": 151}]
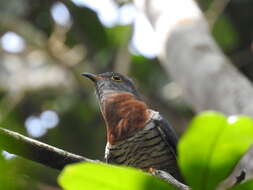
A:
[
  {"xmin": 82, "ymin": 72, "xmax": 150, "ymax": 143},
  {"xmin": 82, "ymin": 72, "xmax": 141, "ymax": 102}
]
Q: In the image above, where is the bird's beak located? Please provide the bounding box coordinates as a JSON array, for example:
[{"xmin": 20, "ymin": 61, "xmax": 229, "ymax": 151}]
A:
[{"xmin": 81, "ymin": 73, "xmax": 102, "ymax": 82}]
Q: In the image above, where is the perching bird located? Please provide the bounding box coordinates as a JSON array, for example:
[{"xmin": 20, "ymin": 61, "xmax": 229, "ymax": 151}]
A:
[{"xmin": 82, "ymin": 72, "xmax": 183, "ymax": 182}]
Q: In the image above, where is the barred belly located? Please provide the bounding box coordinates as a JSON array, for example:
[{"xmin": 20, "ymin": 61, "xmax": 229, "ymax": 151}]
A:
[{"xmin": 105, "ymin": 121, "xmax": 179, "ymax": 178}]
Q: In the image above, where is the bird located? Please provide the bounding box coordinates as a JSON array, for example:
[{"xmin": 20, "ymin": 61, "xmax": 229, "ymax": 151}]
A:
[{"xmin": 82, "ymin": 71, "xmax": 183, "ymax": 182}]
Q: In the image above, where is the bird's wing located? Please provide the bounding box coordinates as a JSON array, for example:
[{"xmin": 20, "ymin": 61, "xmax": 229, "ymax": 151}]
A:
[{"xmin": 152, "ymin": 111, "xmax": 178, "ymax": 155}]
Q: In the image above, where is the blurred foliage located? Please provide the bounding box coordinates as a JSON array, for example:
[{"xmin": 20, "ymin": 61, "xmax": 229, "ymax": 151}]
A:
[
  {"xmin": 212, "ymin": 15, "xmax": 239, "ymax": 51},
  {"xmin": 179, "ymin": 112, "xmax": 253, "ymax": 190},
  {"xmin": 58, "ymin": 162, "xmax": 175, "ymax": 190},
  {"xmin": 106, "ymin": 25, "xmax": 132, "ymax": 47},
  {"xmin": 0, "ymin": 0, "xmax": 252, "ymax": 189},
  {"xmin": 64, "ymin": 1, "xmax": 108, "ymax": 52}
]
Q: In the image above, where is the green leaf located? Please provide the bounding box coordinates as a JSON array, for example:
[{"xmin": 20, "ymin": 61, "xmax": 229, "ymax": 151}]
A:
[
  {"xmin": 58, "ymin": 162, "xmax": 176, "ymax": 190},
  {"xmin": 229, "ymin": 180, "xmax": 253, "ymax": 190},
  {"xmin": 178, "ymin": 111, "xmax": 253, "ymax": 190}
]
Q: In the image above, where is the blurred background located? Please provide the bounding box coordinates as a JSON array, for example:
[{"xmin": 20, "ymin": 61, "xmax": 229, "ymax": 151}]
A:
[{"xmin": 0, "ymin": 0, "xmax": 252, "ymax": 189}]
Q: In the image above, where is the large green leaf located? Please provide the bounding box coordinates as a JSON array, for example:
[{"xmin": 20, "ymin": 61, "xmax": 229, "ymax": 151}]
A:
[
  {"xmin": 58, "ymin": 162, "xmax": 176, "ymax": 190},
  {"xmin": 178, "ymin": 111, "xmax": 253, "ymax": 190}
]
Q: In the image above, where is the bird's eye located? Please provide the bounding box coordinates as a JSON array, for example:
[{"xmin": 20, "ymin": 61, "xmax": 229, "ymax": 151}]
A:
[{"xmin": 111, "ymin": 75, "xmax": 122, "ymax": 82}]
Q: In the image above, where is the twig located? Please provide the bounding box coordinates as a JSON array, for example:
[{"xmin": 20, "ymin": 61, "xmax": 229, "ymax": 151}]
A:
[
  {"xmin": 0, "ymin": 127, "xmax": 189, "ymax": 189},
  {"xmin": 152, "ymin": 170, "xmax": 190, "ymax": 190}
]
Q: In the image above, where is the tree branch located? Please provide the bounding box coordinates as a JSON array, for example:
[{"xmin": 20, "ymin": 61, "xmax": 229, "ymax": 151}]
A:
[
  {"xmin": 0, "ymin": 127, "xmax": 95, "ymax": 170},
  {"xmin": 0, "ymin": 127, "xmax": 189, "ymax": 189}
]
